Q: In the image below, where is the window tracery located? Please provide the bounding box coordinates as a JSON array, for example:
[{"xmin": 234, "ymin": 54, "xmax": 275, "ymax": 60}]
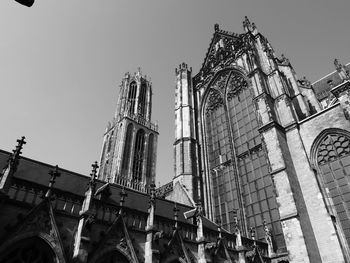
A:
[
  {"xmin": 227, "ymin": 74, "xmax": 248, "ymax": 100},
  {"xmin": 317, "ymin": 134, "xmax": 350, "ymax": 165},
  {"xmin": 206, "ymin": 90, "xmax": 223, "ymax": 114}
]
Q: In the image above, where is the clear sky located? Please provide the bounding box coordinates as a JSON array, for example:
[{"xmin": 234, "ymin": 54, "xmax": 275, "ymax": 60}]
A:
[{"xmin": 1, "ymin": 0, "xmax": 350, "ymax": 185}]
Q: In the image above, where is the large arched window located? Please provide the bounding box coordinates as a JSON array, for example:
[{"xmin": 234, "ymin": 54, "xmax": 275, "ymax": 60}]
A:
[
  {"xmin": 121, "ymin": 124, "xmax": 133, "ymax": 176},
  {"xmin": 128, "ymin": 81, "xmax": 137, "ymax": 114},
  {"xmin": 313, "ymin": 130, "xmax": 350, "ymax": 246},
  {"xmin": 0, "ymin": 237, "xmax": 56, "ymax": 263},
  {"xmin": 132, "ymin": 129, "xmax": 145, "ymax": 181},
  {"xmin": 202, "ymin": 69, "xmax": 285, "ymax": 250}
]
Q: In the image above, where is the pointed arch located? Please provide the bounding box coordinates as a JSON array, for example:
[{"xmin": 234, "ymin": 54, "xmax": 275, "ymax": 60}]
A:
[
  {"xmin": 310, "ymin": 128, "xmax": 350, "ymax": 249},
  {"xmin": 121, "ymin": 123, "xmax": 133, "ymax": 175},
  {"xmin": 132, "ymin": 129, "xmax": 146, "ymax": 181},
  {"xmin": 0, "ymin": 236, "xmax": 57, "ymax": 263},
  {"xmin": 199, "ymin": 68, "xmax": 285, "ymax": 250},
  {"xmin": 128, "ymin": 81, "xmax": 137, "ymax": 114}
]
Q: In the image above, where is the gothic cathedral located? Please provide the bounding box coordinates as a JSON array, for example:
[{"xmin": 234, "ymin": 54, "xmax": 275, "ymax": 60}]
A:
[{"xmin": 164, "ymin": 17, "xmax": 350, "ymax": 262}]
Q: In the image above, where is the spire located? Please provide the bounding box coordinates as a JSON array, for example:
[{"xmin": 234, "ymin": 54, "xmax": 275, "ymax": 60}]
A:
[
  {"xmin": 242, "ymin": 16, "xmax": 258, "ymax": 35},
  {"xmin": 0, "ymin": 136, "xmax": 26, "ymax": 195},
  {"xmin": 263, "ymin": 219, "xmax": 274, "ymax": 257},
  {"xmin": 45, "ymin": 165, "xmax": 61, "ymax": 199},
  {"xmin": 80, "ymin": 161, "xmax": 99, "ymax": 215}
]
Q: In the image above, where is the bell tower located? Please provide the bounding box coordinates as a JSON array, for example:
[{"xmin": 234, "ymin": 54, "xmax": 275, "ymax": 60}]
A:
[{"xmin": 98, "ymin": 68, "xmax": 158, "ymax": 192}]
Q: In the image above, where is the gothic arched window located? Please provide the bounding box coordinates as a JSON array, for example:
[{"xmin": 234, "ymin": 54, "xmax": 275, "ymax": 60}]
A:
[
  {"xmin": 132, "ymin": 129, "xmax": 145, "ymax": 181},
  {"xmin": 121, "ymin": 123, "xmax": 133, "ymax": 175},
  {"xmin": 0, "ymin": 237, "xmax": 56, "ymax": 263},
  {"xmin": 128, "ymin": 81, "xmax": 137, "ymax": 114},
  {"xmin": 313, "ymin": 131, "xmax": 350, "ymax": 246},
  {"xmin": 202, "ymin": 69, "xmax": 285, "ymax": 251}
]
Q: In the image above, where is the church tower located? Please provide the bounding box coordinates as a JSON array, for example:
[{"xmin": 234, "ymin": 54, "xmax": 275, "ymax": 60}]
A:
[{"xmin": 98, "ymin": 68, "xmax": 158, "ymax": 192}]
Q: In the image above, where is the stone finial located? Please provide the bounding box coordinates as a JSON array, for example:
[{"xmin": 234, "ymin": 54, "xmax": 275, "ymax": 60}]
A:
[
  {"xmin": 6, "ymin": 136, "xmax": 26, "ymax": 173},
  {"xmin": 119, "ymin": 187, "xmax": 128, "ymax": 208},
  {"xmin": 149, "ymin": 183, "xmax": 156, "ymax": 207},
  {"xmin": 195, "ymin": 201, "xmax": 204, "ymax": 218},
  {"xmin": 45, "ymin": 165, "xmax": 61, "ymax": 199},
  {"xmin": 299, "ymin": 76, "xmax": 311, "ymax": 87},
  {"xmin": 233, "ymin": 216, "xmax": 239, "ymax": 230},
  {"xmin": 137, "ymin": 67, "xmax": 142, "ymax": 75},
  {"xmin": 334, "ymin": 58, "xmax": 350, "ymax": 80},
  {"xmin": 0, "ymin": 136, "xmax": 26, "ymax": 195},
  {"xmin": 263, "ymin": 220, "xmax": 274, "ymax": 256},
  {"xmin": 173, "ymin": 202, "xmax": 180, "ymax": 230},
  {"xmin": 281, "ymin": 54, "xmax": 290, "ymax": 65},
  {"xmin": 89, "ymin": 161, "xmax": 99, "ymax": 189},
  {"xmin": 243, "ymin": 16, "xmax": 250, "ymax": 28},
  {"xmin": 216, "ymin": 217, "xmax": 222, "ymax": 239},
  {"xmin": 214, "ymin": 23, "xmax": 220, "ymax": 31},
  {"xmin": 249, "ymin": 227, "xmax": 256, "ymax": 240}
]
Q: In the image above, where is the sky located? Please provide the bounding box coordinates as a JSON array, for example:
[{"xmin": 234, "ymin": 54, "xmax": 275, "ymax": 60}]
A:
[{"xmin": 0, "ymin": 0, "xmax": 350, "ymax": 186}]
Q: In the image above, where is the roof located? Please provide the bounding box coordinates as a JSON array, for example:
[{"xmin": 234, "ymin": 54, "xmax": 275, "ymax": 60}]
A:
[
  {"xmin": 312, "ymin": 63, "xmax": 350, "ymax": 101},
  {"xmin": 0, "ymin": 149, "xmax": 220, "ymax": 231}
]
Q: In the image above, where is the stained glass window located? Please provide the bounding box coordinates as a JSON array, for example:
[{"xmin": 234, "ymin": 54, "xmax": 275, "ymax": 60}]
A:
[
  {"xmin": 203, "ymin": 70, "xmax": 285, "ymax": 251},
  {"xmin": 316, "ymin": 133, "xmax": 350, "ymax": 246}
]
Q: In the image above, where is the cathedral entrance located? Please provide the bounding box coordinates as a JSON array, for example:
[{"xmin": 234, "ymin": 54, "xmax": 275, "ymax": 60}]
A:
[{"xmin": 0, "ymin": 237, "xmax": 56, "ymax": 263}]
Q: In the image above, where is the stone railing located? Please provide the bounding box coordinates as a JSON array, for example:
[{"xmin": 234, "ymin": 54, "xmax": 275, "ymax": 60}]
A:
[
  {"xmin": 123, "ymin": 112, "xmax": 158, "ymax": 132},
  {"xmin": 114, "ymin": 176, "xmax": 147, "ymax": 193}
]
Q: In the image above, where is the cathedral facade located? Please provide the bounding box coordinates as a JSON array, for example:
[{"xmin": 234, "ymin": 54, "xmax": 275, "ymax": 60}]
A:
[{"xmin": 166, "ymin": 17, "xmax": 350, "ymax": 263}]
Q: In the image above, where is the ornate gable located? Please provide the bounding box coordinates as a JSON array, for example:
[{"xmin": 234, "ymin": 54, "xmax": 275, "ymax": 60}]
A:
[
  {"xmin": 214, "ymin": 238, "xmax": 233, "ymax": 263},
  {"xmin": 193, "ymin": 25, "xmax": 254, "ymax": 89},
  {"xmin": 162, "ymin": 229, "xmax": 194, "ymax": 263}
]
